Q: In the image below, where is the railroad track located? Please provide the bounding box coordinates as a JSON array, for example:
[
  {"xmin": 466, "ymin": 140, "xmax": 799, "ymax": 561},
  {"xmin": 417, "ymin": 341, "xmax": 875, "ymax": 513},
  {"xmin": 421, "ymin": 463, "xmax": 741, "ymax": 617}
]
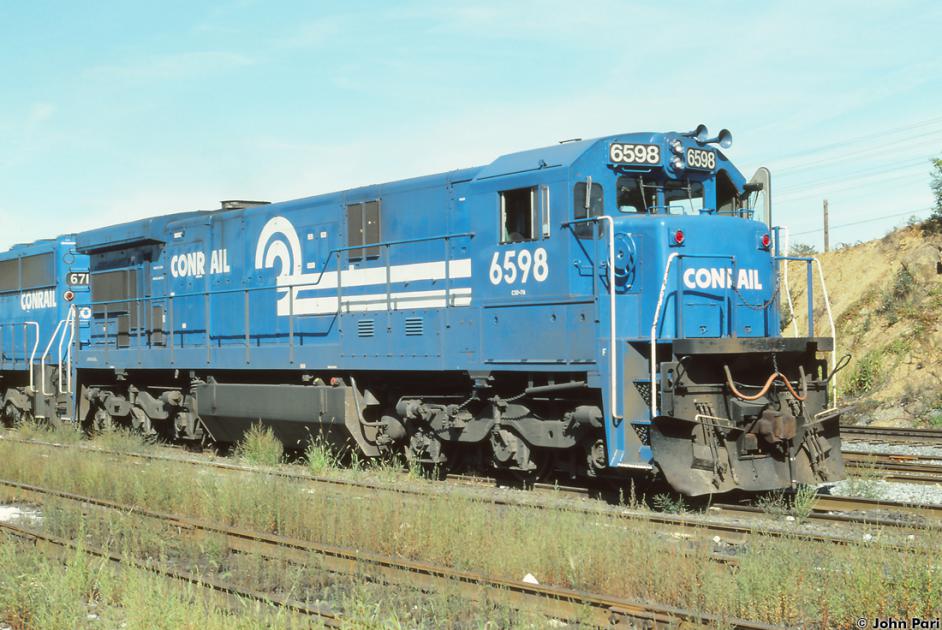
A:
[
  {"xmin": 841, "ymin": 425, "xmax": 942, "ymax": 446},
  {"xmin": 0, "ymin": 477, "xmax": 775, "ymax": 629},
  {"xmin": 0, "ymin": 519, "xmax": 341, "ymax": 626},
  {"xmin": 3, "ymin": 434, "xmax": 939, "ymax": 548},
  {"xmin": 842, "ymin": 452, "xmax": 942, "ymax": 485}
]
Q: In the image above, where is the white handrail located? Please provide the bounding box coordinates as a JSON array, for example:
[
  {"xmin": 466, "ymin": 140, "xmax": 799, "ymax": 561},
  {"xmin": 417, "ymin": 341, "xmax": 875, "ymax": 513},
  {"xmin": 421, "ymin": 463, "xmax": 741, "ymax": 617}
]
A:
[
  {"xmin": 57, "ymin": 306, "xmax": 76, "ymax": 394},
  {"xmin": 65, "ymin": 308, "xmax": 77, "ymax": 395},
  {"xmin": 779, "ymin": 226, "xmax": 799, "ymax": 336},
  {"xmin": 597, "ymin": 216, "xmax": 618, "ymax": 424},
  {"xmin": 25, "ymin": 321, "xmax": 40, "ymax": 392},
  {"xmin": 649, "ymin": 252, "xmax": 680, "ymax": 417},
  {"xmin": 39, "ymin": 319, "xmax": 68, "ymax": 396},
  {"xmin": 811, "ymin": 257, "xmax": 838, "ymax": 403}
]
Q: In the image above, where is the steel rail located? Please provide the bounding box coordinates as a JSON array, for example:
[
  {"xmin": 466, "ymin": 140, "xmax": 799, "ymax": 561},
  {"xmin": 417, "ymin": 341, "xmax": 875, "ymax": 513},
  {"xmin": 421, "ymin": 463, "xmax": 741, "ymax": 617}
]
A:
[
  {"xmin": 841, "ymin": 425, "xmax": 942, "ymax": 444},
  {"xmin": 0, "ymin": 477, "xmax": 772, "ymax": 629},
  {"xmin": 843, "ymin": 453, "xmax": 942, "ymax": 485},
  {"xmin": 0, "ymin": 520, "xmax": 340, "ymax": 625}
]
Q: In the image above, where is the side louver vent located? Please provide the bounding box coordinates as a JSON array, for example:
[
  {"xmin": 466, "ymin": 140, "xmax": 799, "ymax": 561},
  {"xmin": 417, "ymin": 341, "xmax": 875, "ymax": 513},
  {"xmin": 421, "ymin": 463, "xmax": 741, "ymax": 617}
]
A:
[
  {"xmin": 357, "ymin": 319, "xmax": 375, "ymax": 338},
  {"xmin": 404, "ymin": 317, "xmax": 424, "ymax": 336}
]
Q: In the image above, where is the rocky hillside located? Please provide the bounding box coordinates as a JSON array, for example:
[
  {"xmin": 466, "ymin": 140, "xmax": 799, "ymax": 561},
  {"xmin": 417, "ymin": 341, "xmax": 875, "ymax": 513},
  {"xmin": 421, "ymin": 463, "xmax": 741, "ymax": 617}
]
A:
[{"xmin": 784, "ymin": 223, "xmax": 942, "ymax": 427}]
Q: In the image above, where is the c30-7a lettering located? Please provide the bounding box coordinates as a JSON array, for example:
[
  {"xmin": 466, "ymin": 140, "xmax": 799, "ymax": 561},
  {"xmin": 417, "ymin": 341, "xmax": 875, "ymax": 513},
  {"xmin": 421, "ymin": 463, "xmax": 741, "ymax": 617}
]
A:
[{"xmin": 489, "ymin": 248, "xmax": 548, "ymax": 285}]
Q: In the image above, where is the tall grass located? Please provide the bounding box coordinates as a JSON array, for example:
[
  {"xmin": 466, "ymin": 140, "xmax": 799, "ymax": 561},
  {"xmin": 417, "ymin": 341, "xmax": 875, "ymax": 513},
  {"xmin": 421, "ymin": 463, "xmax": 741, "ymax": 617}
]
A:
[
  {"xmin": 0, "ymin": 535, "xmax": 312, "ymax": 630},
  {"xmin": 5, "ymin": 499, "xmax": 538, "ymax": 629},
  {"xmin": 234, "ymin": 423, "xmax": 284, "ymax": 467},
  {"xmin": 0, "ymin": 439, "xmax": 939, "ymax": 626}
]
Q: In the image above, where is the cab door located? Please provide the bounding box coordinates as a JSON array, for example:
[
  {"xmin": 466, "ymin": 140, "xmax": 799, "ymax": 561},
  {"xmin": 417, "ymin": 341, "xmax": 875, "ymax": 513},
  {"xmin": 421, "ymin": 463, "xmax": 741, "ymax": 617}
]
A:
[{"xmin": 470, "ymin": 175, "xmax": 586, "ymax": 365}]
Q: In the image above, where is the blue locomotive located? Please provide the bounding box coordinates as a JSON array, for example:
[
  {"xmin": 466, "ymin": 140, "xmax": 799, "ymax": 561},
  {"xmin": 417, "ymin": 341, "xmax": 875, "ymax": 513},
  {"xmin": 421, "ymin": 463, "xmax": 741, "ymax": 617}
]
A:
[{"xmin": 0, "ymin": 126, "xmax": 844, "ymax": 495}]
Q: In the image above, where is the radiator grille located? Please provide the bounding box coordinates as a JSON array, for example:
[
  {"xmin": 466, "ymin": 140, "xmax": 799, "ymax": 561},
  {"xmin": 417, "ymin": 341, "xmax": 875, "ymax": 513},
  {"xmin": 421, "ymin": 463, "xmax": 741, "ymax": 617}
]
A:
[
  {"xmin": 357, "ymin": 319, "xmax": 375, "ymax": 338},
  {"xmin": 404, "ymin": 317, "xmax": 424, "ymax": 336}
]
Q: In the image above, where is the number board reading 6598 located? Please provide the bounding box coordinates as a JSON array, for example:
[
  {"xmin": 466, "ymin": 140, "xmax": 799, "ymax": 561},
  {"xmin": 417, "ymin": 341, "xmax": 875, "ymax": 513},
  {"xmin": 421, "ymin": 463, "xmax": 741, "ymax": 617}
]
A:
[
  {"xmin": 685, "ymin": 147, "xmax": 715, "ymax": 170},
  {"xmin": 609, "ymin": 143, "xmax": 660, "ymax": 165}
]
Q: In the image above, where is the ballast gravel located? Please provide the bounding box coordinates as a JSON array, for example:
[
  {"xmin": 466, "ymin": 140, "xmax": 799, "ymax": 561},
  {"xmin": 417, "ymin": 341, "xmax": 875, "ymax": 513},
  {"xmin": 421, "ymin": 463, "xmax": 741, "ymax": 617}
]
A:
[
  {"xmin": 823, "ymin": 479, "xmax": 942, "ymax": 506},
  {"xmin": 842, "ymin": 440, "xmax": 942, "ymax": 459}
]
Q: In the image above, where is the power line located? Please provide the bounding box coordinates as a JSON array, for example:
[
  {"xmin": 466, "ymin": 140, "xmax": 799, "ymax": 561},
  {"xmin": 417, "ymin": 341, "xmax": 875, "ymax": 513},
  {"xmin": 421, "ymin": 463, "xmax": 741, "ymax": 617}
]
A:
[
  {"xmin": 789, "ymin": 207, "xmax": 932, "ymax": 236},
  {"xmin": 777, "ymin": 170, "xmax": 928, "ymax": 203},
  {"xmin": 771, "ymin": 114, "xmax": 942, "ymax": 162},
  {"xmin": 775, "ymin": 157, "xmax": 931, "ymax": 195},
  {"xmin": 774, "ymin": 133, "xmax": 942, "ymax": 175}
]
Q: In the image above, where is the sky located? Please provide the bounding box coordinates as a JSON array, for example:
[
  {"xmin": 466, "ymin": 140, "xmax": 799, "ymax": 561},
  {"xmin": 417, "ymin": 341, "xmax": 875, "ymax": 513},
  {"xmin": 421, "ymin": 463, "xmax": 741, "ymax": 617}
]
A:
[{"xmin": 1, "ymin": 0, "xmax": 940, "ymax": 251}]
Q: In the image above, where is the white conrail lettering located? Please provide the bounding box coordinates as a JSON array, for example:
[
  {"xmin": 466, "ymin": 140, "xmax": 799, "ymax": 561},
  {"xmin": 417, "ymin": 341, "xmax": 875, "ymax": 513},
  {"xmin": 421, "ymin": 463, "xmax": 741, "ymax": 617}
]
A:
[
  {"xmin": 170, "ymin": 249, "xmax": 230, "ymax": 279},
  {"xmin": 682, "ymin": 267, "xmax": 764, "ymax": 291},
  {"xmin": 20, "ymin": 289, "xmax": 57, "ymax": 311}
]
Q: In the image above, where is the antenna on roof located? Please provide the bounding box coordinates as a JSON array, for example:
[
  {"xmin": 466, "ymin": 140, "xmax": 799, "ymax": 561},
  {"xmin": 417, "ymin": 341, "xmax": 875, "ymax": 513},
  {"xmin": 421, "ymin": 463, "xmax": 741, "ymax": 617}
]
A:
[{"xmin": 558, "ymin": 138, "xmax": 582, "ymax": 144}]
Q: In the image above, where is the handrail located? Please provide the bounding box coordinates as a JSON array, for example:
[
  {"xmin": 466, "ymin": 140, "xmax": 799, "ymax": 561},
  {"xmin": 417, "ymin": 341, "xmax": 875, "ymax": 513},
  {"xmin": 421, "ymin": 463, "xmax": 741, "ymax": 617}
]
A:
[
  {"xmin": 811, "ymin": 257, "xmax": 838, "ymax": 403},
  {"xmin": 774, "ymin": 226, "xmax": 800, "ymax": 336},
  {"xmin": 25, "ymin": 322, "xmax": 40, "ymax": 393},
  {"xmin": 39, "ymin": 319, "xmax": 68, "ymax": 396},
  {"xmin": 65, "ymin": 312, "xmax": 77, "ymax": 394},
  {"xmin": 562, "ymin": 217, "xmax": 619, "ymax": 424},
  {"xmin": 57, "ymin": 306, "xmax": 76, "ymax": 394},
  {"xmin": 85, "ymin": 231, "xmax": 476, "ymax": 357},
  {"xmin": 650, "ymin": 252, "xmax": 679, "ymax": 417},
  {"xmin": 85, "ymin": 231, "xmax": 477, "ymax": 308},
  {"xmin": 0, "ymin": 323, "xmax": 37, "ymax": 375}
]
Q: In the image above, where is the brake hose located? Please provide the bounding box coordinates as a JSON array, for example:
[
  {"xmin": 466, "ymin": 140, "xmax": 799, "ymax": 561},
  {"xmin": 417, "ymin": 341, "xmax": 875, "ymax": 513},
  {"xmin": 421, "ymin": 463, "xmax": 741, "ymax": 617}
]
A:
[{"xmin": 723, "ymin": 365, "xmax": 807, "ymax": 402}]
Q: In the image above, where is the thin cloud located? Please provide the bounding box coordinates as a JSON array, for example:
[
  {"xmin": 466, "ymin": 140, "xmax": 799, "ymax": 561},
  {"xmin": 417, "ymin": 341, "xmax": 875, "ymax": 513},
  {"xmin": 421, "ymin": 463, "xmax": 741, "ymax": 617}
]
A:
[
  {"xmin": 84, "ymin": 50, "xmax": 255, "ymax": 82},
  {"xmin": 26, "ymin": 102, "xmax": 55, "ymax": 127}
]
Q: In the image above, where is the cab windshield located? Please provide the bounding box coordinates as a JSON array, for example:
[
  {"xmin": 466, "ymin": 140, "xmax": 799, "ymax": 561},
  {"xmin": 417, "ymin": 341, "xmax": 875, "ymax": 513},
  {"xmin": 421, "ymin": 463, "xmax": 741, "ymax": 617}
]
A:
[{"xmin": 617, "ymin": 175, "xmax": 704, "ymax": 215}]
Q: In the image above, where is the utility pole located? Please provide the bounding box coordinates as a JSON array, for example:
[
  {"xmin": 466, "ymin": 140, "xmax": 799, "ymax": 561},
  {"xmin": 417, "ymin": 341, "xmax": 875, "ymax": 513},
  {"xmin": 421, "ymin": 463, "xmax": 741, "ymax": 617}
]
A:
[{"xmin": 823, "ymin": 199, "xmax": 830, "ymax": 253}]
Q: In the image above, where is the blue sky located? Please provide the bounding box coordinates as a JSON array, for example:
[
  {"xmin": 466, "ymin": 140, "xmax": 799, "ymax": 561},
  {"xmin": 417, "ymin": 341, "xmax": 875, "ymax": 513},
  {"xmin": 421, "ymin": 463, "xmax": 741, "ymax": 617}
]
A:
[{"xmin": 1, "ymin": 0, "xmax": 940, "ymax": 251}]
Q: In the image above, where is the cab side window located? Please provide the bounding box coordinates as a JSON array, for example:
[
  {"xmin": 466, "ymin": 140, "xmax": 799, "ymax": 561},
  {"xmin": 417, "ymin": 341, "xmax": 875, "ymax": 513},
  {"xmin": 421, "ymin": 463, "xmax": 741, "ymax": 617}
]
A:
[
  {"xmin": 573, "ymin": 181, "xmax": 603, "ymax": 238},
  {"xmin": 347, "ymin": 200, "xmax": 381, "ymax": 261},
  {"xmin": 499, "ymin": 187, "xmax": 536, "ymax": 243}
]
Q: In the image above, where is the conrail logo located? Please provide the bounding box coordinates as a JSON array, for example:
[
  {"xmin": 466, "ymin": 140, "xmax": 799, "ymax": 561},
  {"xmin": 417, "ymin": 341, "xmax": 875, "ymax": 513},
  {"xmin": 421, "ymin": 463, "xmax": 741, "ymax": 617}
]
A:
[
  {"xmin": 683, "ymin": 267, "xmax": 764, "ymax": 291},
  {"xmin": 20, "ymin": 289, "xmax": 57, "ymax": 311}
]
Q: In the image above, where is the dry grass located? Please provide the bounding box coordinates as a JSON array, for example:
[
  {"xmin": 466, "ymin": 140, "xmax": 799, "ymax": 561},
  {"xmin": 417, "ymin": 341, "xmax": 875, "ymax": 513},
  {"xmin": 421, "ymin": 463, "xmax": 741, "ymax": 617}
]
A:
[{"xmin": 0, "ymin": 428, "xmax": 940, "ymax": 626}]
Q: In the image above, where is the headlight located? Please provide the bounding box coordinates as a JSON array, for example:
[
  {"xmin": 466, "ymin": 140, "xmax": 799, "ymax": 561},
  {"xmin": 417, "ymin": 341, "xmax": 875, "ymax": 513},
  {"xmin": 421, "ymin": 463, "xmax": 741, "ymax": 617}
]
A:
[
  {"xmin": 670, "ymin": 139, "xmax": 683, "ymax": 155},
  {"xmin": 671, "ymin": 156, "xmax": 685, "ymax": 170}
]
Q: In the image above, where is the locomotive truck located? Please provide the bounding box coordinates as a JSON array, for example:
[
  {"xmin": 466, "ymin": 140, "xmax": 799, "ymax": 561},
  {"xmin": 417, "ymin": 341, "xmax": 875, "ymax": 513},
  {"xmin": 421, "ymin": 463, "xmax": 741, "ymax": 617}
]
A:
[{"xmin": 0, "ymin": 126, "xmax": 844, "ymax": 496}]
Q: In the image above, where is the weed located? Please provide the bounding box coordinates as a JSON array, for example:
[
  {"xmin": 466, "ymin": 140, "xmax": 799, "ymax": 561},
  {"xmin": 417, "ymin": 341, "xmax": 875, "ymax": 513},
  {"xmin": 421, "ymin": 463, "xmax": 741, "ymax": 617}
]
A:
[
  {"xmin": 791, "ymin": 484, "xmax": 818, "ymax": 523},
  {"xmin": 95, "ymin": 427, "xmax": 150, "ymax": 453},
  {"xmin": 756, "ymin": 485, "xmax": 816, "ymax": 522},
  {"xmin": 876, "ymin": 264, "xmax": 916, "ymax": 324},
  {"xmin": 234, "ymin": 422, "xmax": 283, "ymax": 467},
  {"xmin": 756, "ymin": 489, "xmax": 789, "ymax": 517},
  {"xmin": 845, "ymin": 350, "xmax": 884, "ymax": 397},
  {"xmin": 842, "ymin": 463, "xmax": 887, "ymax": 500},
  {"xmin": 651, "ymin": 493, "xmax": 686, "ymax": 513},
  {"xmin": 304, "ymin": 437, "xmax": 340, "ymax": 475}
]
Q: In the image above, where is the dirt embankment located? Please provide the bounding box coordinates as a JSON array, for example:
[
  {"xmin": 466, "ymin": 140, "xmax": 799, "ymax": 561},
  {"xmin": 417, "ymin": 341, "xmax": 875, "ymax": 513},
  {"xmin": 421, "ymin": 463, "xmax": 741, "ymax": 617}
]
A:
[{"xmin": 784, "ymin": 224, "xmax": 942, "ymax": 427}]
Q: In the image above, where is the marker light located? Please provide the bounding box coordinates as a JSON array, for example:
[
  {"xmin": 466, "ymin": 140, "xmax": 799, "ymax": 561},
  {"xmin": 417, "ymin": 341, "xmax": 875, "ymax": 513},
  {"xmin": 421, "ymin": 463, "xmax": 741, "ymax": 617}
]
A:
[
  {"xmin": 673, "ymin": 229, "xmax": 685, "ymax": 245},
  {"xmin": 63, "ymin": 290, "xmax": 75, "ymax": 302},
  {"xmin": 760, "ymin": 233, "xmax": 771, "ymax": 249}
]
